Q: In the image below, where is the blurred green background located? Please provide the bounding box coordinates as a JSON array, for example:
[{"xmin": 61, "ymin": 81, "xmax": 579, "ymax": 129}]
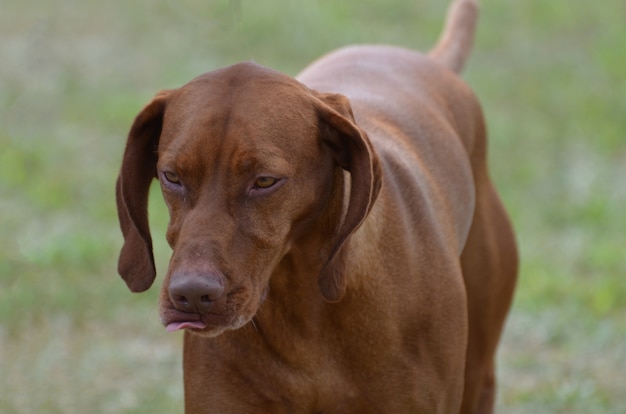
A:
[{"xmin": 1, "ymin": 0, "xmax": 624, "ymax": 412}]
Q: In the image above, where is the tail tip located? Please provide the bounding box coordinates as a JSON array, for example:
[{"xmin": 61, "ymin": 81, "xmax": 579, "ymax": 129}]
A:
[{"xmin": 429, "ymin": 0, "xmax": 480, "ymax": 73}]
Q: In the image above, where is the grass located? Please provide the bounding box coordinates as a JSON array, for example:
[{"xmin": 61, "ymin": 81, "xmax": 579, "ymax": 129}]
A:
[{"xmin": 1, "ymin": 0, "xmax": 625, "ymax": 412}]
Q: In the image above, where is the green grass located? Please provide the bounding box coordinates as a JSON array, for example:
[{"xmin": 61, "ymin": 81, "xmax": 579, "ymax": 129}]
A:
[{"xmin": 1, "ymin": 0, "xmax": 625, "ymax": 412}]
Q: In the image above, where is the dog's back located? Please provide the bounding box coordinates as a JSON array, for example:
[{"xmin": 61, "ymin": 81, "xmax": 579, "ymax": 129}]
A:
[{"xmin": 298, "ymin": 1, "xmax": 518, "ymax": 411}]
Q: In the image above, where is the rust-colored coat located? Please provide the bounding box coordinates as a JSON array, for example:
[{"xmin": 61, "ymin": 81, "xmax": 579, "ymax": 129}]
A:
[{"xmin": 116, "ymin": 1, "xmax": 517, "ymax": 412}]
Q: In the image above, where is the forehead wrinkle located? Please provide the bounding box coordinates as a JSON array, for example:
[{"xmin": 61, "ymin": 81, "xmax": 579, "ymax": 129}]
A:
[
  {"xmin": 158, "ymin": 114, "xmax": 232, "ymax": 191},
  {"xmin": 234, "ymin": 150, "xmax": 292, "ymax": 175}
]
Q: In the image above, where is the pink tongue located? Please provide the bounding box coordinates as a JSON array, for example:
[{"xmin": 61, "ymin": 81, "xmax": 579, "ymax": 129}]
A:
[{"xmin": 166, "ymin": 321, "xmax": 207, "ymax": 332}]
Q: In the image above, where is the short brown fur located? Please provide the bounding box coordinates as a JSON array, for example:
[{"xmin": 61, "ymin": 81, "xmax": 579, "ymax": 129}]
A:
[{"xmin": 116, "ymin": 1, "xmax": 517, "ymax": 412}]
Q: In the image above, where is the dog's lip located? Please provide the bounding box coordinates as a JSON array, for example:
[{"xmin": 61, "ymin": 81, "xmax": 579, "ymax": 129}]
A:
[
  {"xmin": 166, "ymin": 320, "xmax": 207, "ymax": 332},
  {"xmin": 160, "ymin": 308, "xmax": 220, "ymax": 332},
  {"xmin": 160, "ymin": 285, "xmax": 261, "ymax": 333}
]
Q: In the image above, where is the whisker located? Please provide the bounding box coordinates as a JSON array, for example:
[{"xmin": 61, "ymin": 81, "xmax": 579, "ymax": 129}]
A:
[{"xmin": 250, "ymin": 317, "xmax": 260, "ymax": 333}]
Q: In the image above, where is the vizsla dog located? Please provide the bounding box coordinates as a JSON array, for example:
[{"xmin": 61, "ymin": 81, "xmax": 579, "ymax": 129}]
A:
[{"xmin": 116, "ymin": 0, "xmax": 517, "ymax": 412}]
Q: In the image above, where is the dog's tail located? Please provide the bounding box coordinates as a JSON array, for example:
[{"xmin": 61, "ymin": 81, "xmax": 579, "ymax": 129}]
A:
[{"xmin": 428, "ymin": 0, "xmax": 479, "ymax": 73}]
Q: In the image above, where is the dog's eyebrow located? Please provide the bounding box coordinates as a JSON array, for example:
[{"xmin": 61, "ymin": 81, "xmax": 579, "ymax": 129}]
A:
[{"xmin": 232, "ymin": 148, "xmax": 293, "ymax": 176}]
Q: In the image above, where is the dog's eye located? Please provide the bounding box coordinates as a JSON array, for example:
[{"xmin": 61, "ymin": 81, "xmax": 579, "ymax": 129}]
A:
[
  {"xmin": 163, "ymin": 171, "xmax": 181, "ymax": 185},
  {"xmin": 253, "ymin": 177, "xmax": 277, "ymax": 189}
]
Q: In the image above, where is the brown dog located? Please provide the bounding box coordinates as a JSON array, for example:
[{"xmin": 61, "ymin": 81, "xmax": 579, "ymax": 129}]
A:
[{"xmin": 116, "ymin": 0, "xmax": 517, "ymax": 412}]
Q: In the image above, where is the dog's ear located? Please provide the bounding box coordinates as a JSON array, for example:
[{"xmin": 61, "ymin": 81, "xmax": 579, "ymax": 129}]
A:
[
  {"xmin": 313, "ymin": 92, "xmax": 382, "ymax": 302},
  {"xmin": 116, "ymin": 91, "xmax": 170, "ymax": 292}
]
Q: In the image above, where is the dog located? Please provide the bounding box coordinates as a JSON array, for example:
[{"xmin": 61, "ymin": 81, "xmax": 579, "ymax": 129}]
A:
[{"xmin": 115, "ymin": 0, "xmax": 517, "ymax": 412}]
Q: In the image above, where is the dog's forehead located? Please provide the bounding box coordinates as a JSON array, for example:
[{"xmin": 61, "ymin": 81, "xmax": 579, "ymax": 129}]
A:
[
  {"xmin": 162, "ymin": 62, "xmax": 318, "ymax": 138},
  {"xmin": 174, "ymin": 62, "xmax": 311, "ymax": 113},
  {"xmin": 158, "ymin": 62, "xmax": 319, "ymax": 176}
]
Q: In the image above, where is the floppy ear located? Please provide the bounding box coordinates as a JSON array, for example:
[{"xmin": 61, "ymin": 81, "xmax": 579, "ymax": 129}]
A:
[
  {"xmin": 116, "ymin": 91, "xmax": 170, "ymax": 292},
  {"xmin": 313, "ymin": 92, "xmax": 382, "ymax": 302}
]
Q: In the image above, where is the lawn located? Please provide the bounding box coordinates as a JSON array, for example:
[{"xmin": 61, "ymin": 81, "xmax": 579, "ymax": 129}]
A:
[{"xmin": 1, "ymin": 0, "xmax": 625, "ymax": 412}]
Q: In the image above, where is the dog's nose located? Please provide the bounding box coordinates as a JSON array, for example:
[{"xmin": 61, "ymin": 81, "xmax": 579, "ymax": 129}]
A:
[{"xmin": 168, "ymin": 274, "xmax": 225, "ymax": 314}]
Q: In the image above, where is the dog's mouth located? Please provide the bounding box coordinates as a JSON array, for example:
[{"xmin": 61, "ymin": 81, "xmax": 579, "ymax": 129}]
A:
[
  {"xmin": 166, "ymin": 320, "xmax": 207, "ymax": 332},
  {"xmin": 160, "ymin": 296, "xmax": 261, "ymax": 336},
  {"xmin": 160, "ymin": 307, "xmax": 204, "ymax": 331},
  {"xmin": 160, "ymin": 308, "xmax": 229, "ymax": 334},
  {"xmin": 159, "ymin": 284, "xmax": 267, "ymax": 336}
]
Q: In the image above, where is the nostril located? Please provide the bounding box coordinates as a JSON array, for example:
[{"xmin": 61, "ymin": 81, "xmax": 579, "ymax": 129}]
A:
[{"xmin": 175, "ymin": 295, "xmax": 190, "ymax": 306}]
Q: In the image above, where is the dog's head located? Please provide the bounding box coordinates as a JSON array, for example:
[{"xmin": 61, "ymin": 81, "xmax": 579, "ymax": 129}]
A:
[{"xmin": 116, "ymin": 62, "xmax": 381, "ymax": 336}]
